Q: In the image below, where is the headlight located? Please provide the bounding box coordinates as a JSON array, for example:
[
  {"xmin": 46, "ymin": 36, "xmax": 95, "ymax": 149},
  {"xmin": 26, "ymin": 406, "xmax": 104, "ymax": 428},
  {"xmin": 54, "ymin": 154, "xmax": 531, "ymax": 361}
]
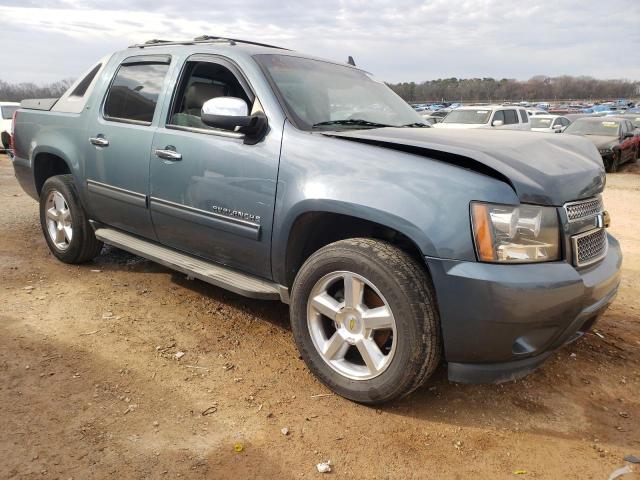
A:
[{"xmin": 471, "ymin": 202, "xmax": 560, "ymax": 263}]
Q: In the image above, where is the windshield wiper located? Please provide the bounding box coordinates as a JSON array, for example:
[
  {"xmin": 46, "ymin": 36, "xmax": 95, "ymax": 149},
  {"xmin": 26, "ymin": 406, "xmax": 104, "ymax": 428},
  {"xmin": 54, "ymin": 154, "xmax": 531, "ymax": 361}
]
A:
[
  {"xmin": 312, "ymin": 119, "xmax": 392, "ymax": 129},
  {"xmin": 400, "ymin": 122, "xmax": 430, "ymax": 128}
]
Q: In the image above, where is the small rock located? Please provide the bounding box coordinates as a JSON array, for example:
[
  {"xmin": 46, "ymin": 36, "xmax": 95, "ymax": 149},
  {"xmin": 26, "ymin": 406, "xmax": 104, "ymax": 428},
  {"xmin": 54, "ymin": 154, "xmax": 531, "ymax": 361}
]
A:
[
  {"xmin": 23, "ymin": 286, "xmax": 34, "ymax": 290},
  {"xmin": 174, "ymin": 351, "xmax": 186, "ymax": 360},
  {"xmin": 619, "ymin": 412, "xmax": 630, "ymax": 419},
  {"xmin": 153, "ymin": 421, "xmax": 159, "ymax": 427},
  {"xmin": 570, "ymin": 353, "xmax": 577, "ymax": 358},
  {"xmin": 454, "ymin": 440, "xmax": 463, "ymax": 449},
  {"xmin": 316, "ymin": 461, "xmax": 331, "ymax": 473},
  {"xmin": 281, "ymin": 427, "xmax": 289, "ymax": 436}
]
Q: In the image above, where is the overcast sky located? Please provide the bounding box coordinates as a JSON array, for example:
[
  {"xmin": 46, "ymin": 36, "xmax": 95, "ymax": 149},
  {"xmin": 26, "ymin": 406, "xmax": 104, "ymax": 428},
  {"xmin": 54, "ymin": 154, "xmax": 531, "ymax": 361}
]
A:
[{"xmin": 2, "ymin": 0, "xmax": 639, "ymax": 84}]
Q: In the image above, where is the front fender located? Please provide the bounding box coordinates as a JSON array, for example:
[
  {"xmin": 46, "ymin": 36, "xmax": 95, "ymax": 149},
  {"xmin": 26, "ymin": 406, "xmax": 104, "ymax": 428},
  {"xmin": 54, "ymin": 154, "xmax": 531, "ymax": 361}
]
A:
[{"xmin": 271, "ymin": 122, "xmax": 519, "ymax": 284}]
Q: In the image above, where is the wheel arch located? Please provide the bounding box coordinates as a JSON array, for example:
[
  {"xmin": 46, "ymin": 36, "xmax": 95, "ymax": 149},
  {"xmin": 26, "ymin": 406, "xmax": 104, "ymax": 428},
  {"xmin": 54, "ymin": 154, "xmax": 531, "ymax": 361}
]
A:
[
  {"xmin": 33, "ymin": 150, "xmax": 73, "ymax": 196},
  {"xmin": 274, "ymin": 200, "xmax": 435, "ymax": 288}
]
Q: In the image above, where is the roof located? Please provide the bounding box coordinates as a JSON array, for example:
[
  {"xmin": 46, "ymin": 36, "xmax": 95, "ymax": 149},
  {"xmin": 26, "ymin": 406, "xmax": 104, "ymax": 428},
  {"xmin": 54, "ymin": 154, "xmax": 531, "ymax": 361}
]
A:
[
  {"xmin": 456, "ymin": 104, "xmax": 523, "ymax": 110},
  {"xmin": 122, "ymin": 35, "xmax": 361, "ymax": 71},
  {"xmin": 574, "ymin": 116, "xmax": 625, "ymax": 123},
  {"xmin": 531, "ymin": 114, "xmax": 566, "ymax": 119},
  {"xmin": 128, "ymin": 35, "xmax": 290, "ymax": 53}
]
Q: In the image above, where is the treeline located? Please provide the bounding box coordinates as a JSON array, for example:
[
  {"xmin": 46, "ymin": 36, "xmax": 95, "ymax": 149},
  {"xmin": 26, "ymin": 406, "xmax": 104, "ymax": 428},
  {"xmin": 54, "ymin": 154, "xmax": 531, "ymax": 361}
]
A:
[
  {"xmin": 388, "ymin": 76, "xmax": 640, "ymax": 103},
  {"xmin": 0, "ymin": 79, "xmax": 74, "ymax": 102}
]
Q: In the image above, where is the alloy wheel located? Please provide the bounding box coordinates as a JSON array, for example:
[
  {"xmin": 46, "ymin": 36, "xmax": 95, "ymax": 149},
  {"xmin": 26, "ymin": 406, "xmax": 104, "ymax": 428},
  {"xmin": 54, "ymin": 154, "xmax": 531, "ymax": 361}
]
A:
[
  {"xmin": 45, "ymin": 190, "xmax": 73, "ymax": 250},
  {"xmin": 307, "ymin": 271, "xmax": 397, "ymax": 380}
]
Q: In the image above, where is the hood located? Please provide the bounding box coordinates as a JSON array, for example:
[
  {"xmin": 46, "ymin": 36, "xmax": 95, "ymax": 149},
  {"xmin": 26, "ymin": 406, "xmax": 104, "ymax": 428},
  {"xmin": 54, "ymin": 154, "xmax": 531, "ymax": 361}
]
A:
[
  {"xmin": 325, "ymin": 127, "xmax": 605, "ymax": 206},
  {"xmin": 432, "ymin": 123, "xmax": 487, "ymax": 129},
  {"xmin": 576, "ymin": 134, "xmax": 619, "ymax": 149}
]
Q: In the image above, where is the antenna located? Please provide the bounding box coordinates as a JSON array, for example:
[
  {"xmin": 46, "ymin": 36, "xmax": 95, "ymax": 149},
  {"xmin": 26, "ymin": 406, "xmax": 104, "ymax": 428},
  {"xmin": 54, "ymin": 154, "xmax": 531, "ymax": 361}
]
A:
[{"xmin": 347, "ymin": 56, "xmax": 356, "ymax": 66}]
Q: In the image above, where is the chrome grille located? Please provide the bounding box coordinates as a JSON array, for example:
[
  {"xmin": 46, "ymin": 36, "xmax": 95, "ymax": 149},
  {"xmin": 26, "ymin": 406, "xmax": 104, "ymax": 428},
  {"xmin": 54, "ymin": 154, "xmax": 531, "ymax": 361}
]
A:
[
  {"xmin": 564, "ymin": 196, "xmax": 603, "ymax": 222},
  {"xmin": 572, "ymin": 228, "xmax": 607, "ymax": 267}
]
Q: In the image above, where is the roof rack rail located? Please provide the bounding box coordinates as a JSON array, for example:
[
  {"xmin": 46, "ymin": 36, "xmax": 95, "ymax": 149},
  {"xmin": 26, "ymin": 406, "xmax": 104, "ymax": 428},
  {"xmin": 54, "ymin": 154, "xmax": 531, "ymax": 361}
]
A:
[{"xmin": 129, "ymin": 36, "xmax": 289, "ymax": 51}]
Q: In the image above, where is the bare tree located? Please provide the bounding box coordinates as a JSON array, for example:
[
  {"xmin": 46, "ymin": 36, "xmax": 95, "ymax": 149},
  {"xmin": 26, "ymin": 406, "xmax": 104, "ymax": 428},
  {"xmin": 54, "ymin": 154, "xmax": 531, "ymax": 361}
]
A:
[
  {"xmin": 388, "ymin": 76, "xmax": 639, "ymax": 103},
  {"xmin": 0, "ymin": 79, "xmax": 74, "ymax": 102}
]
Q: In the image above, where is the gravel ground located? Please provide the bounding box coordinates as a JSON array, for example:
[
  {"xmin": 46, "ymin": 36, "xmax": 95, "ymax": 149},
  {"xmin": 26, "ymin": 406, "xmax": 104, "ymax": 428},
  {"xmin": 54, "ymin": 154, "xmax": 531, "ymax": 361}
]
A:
[{"xmin": 1, "ymin": 154, "xmax": 639, "ymax": 479}]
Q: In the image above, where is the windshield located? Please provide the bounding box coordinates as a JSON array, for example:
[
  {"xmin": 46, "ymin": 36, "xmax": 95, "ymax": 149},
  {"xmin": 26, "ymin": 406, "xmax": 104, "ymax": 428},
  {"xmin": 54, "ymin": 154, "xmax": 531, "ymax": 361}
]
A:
[
  {"xmin": 531, "ymin": 118, "xmax": 553, "ymax": 128},
  {"xmin": 255, "ymin": 54, "xmax": 426, "ymax": 130},
  {"xmin": 442, "ymin": 109, "xmax": 491, "ymax": 124},
  {"xmin": 1, "ymin": 105, "xmax": 18, "ymax": 120},
  {"xmin": 565, "ymin": 120, "xmax": 620, "ymax": 136}
]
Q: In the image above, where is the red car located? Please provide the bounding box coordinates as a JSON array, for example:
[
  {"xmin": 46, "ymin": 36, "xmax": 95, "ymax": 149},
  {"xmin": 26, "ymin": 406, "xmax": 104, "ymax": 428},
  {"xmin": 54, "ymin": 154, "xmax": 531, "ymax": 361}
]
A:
[{"xmin": 564, "ymin": 116, "xmax": 639, "ymax": 172}]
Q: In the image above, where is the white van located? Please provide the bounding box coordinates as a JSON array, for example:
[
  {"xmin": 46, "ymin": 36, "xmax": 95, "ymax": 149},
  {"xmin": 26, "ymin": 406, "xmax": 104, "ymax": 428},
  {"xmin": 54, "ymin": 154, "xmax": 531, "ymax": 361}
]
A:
[{"xmin": 434, "ymin": 105, "xmax": 531, "ymax": 130}]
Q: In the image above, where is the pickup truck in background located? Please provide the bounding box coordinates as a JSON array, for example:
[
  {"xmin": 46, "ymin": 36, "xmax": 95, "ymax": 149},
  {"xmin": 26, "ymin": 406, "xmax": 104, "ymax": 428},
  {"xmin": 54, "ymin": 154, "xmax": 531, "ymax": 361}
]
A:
[{"xmin": 11, "ymin": 36, "xmax": 621, "ymax": 404}]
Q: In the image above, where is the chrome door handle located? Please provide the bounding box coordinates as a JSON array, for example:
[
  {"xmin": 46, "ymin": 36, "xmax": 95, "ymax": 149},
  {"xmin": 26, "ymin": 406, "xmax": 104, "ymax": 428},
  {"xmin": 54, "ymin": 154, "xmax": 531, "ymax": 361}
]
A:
[
  {"xmin": 89, "ymin": 137, "xmax": 109, "ymax": 147},
  {"xmin": 154, "ymin": 148, "xmax": 182, "ymax": 161}
]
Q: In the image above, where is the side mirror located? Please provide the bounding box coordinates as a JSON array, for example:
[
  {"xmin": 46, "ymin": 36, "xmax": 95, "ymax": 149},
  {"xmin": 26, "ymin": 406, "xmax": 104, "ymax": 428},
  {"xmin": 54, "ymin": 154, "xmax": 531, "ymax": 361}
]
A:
[
  {"xmin": 623, "ymin": 132, "xmax": 634, "ymax": 139},
  {"xmin": 492, "ymin": 120, "xmax": 504, "ymax": 127},
  {"xmin": 201, "ymin": 97, "xmax": 267, "ymax": 139}
]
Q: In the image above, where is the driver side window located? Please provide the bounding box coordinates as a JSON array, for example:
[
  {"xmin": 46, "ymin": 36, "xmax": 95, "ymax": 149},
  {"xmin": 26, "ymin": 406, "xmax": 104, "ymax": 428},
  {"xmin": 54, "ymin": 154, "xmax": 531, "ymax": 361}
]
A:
[{"xmin": 168, "ymin": 60, "xmax": 252, "ymax": 131}]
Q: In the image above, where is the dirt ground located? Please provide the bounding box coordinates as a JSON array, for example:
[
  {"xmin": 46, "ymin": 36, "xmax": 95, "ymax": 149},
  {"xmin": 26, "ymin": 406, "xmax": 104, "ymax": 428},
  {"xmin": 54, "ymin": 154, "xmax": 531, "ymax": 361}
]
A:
[{"xmin": 0, "ymin": 154, "xmax": 638, "ymax": 480}]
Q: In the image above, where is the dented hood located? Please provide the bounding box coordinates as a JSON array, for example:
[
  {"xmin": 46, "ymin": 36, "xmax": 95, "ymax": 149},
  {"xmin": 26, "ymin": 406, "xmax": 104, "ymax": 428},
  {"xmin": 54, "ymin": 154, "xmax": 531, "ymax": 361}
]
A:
[{"xmin": 325, "ymin": 128, "xmax": 606, "ymax": 206}]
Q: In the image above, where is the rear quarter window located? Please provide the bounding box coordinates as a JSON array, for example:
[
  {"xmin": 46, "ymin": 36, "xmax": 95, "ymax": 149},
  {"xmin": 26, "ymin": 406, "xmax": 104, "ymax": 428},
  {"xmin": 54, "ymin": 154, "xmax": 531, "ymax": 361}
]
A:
[{"xmin": 519, "ymin": 109, "xmax": 528, "ymax": 122}]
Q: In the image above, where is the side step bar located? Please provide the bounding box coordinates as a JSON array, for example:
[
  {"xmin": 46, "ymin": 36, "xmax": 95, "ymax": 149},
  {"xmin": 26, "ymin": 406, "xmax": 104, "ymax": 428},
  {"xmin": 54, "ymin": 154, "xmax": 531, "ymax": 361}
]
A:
[{"xmin": 94, "ymin": 228, "xmax": 283, "ymax": 301}]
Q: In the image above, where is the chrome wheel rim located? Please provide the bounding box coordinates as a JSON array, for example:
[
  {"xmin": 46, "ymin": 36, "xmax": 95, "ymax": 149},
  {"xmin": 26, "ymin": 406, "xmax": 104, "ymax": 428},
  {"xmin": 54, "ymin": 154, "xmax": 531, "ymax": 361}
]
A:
[
  {"xmin": 45, "ymin": 190, "xmax": 72, "ymax": 250},
  {"xmin": 307, "ymin": 271, "xmax": 397, "ymax": 380}
]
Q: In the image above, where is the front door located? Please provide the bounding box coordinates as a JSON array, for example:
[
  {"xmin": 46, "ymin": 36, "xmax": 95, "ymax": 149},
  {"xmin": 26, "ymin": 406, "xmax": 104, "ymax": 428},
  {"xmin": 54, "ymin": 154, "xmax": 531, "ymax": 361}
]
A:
[
  {"xmin": 85, "ymin": 55, "xmax": 172, "ymax": 239},
  {"xmin": 149, "ymin": 55, "xmax": 280, "ymax": 279}
]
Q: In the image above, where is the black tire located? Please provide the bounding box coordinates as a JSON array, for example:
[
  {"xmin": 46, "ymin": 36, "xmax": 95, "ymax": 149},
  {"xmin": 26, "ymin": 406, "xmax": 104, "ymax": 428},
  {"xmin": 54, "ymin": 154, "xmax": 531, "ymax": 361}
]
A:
[
  {"xmin": 290, "ymin": 238, "xmax": 441, "ymax": 404},
  {"xmin": 39, "ymin": 175, "xmax": 103, "ymax": 264}
]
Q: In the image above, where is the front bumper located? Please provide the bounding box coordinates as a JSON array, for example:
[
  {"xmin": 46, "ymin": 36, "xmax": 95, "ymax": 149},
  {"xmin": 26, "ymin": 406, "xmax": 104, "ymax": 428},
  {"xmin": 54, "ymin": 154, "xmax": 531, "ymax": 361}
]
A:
[{"xmin": 426, "ymin": 233, "xmax": 622, "ymax": 384}]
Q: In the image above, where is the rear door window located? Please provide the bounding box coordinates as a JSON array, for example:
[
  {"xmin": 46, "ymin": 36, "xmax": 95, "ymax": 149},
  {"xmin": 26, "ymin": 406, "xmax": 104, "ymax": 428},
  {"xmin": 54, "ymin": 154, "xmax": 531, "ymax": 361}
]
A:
[
  {"xmin": 504, "ymin": 109, "xmax": 519, "ymax": 125},
  {"xmin": 103, "ymin": 60, "xmax": 170, "ymax": 124}
]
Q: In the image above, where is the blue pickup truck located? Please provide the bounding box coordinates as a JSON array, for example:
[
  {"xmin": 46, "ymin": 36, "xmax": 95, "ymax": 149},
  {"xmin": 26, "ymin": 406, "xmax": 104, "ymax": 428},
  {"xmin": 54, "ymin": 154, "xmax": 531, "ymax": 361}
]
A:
[{"xmin": 11, "ymin": 36, "xmax": 621, "ymax": 403}]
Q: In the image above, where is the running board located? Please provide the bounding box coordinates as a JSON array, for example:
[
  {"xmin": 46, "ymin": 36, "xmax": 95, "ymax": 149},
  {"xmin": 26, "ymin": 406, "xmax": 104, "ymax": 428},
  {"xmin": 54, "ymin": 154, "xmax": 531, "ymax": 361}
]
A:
[{"xmin": 94, "ymin": 228, "xmax": 282, "ymax": 301}]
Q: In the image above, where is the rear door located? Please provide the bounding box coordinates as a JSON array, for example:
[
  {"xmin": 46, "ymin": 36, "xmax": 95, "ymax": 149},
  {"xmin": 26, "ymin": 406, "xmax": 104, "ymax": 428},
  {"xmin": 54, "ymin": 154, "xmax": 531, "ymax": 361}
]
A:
[
  {"xmin": 85, "ymin": 55, "xmax": 172, "ymax": 239},
  {"xmin": 148, "ymin": 55, "xmax": 280, "ymax": 279},
  {"xmin": 503, "ymin": 109, "xmax": 520, "ymax": 130}
]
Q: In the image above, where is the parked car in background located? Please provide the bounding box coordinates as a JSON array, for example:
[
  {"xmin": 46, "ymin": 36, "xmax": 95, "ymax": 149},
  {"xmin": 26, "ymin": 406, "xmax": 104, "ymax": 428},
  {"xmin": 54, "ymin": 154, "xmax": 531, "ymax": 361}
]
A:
[
  {"xmin": 564, "ymin": 117, "xmax": 638, "ymax": 172},
  {"xmin": 421, "ymin": 109, "xmax": 450, "ymax": 123},
  {"xmin": 434, "ymin": 105, "xmax": 530, "ymax": 130},
  {"xmin": 526, "ymin": 108, "xmax": 548, "ymax": 117},
  {"xmin": 1, "ymin": 102, "xmax": 20, "ymax": 151},
  {"xmin": 530, "ymin": 115, "xmax": 571, "ymax": 133},
  {"xmin": 618, "ymin": 113, "xmax": 640, "ymax": 129}
]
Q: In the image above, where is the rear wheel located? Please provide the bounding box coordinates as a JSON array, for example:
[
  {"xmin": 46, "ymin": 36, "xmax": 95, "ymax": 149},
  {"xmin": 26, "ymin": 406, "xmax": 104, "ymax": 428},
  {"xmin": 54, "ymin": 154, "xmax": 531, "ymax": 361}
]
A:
[
  {"xmin": 290, "ymin": 238, "xmax": 441, "ymax": 404},
  {"xmin": 39, "ymin": 175, "xmax": 103, "ymax": 264}
]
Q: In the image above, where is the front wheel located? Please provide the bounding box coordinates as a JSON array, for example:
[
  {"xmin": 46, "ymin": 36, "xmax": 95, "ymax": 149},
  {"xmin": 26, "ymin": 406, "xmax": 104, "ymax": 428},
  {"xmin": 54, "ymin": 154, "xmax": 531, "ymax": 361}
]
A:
[
  {"xmin": 39, "ymin": 175, "xmax": 103, "ymax": 264},
  {"xmin": 290, "ymin": 238, "xmax": 441, "ymax": 404}
]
